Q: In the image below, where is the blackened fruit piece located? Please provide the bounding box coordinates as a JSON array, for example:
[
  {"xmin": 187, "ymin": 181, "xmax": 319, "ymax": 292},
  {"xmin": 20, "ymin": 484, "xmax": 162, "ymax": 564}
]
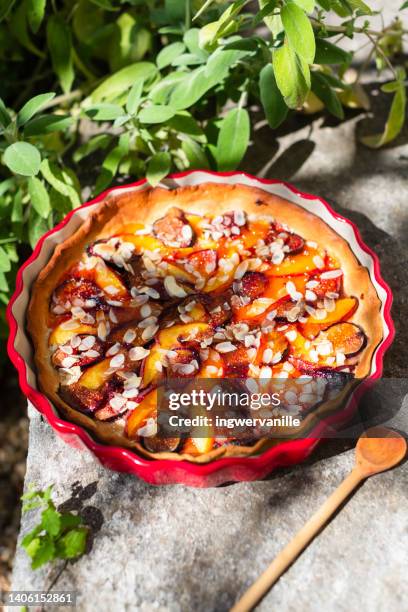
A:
[
  {"xmin": 153, "ymin": 207, "xmax": 194, "ymax": 248},
  {"xmin": 237, "ymin": 272, "xmax": 268, "ymax": 300}
]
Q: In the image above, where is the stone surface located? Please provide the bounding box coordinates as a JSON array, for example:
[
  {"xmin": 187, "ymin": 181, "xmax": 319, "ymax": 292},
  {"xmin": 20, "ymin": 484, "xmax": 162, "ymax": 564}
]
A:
[{"xmin": 11, "ymin": 4, "xmax": 408, "ymax": 608}]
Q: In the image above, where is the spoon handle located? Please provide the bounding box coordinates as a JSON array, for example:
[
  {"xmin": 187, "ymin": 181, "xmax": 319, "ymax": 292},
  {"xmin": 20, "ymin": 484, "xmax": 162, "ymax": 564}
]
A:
[{"xmin": 230, "ymin": 467, "xmax": 364, "ymax": 612}]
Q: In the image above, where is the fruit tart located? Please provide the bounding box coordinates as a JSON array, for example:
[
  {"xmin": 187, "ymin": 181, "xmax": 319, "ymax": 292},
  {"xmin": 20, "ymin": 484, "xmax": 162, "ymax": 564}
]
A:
[{"xmin": 28, "ymin": 183, "xmax": 383, "ymax": 462}]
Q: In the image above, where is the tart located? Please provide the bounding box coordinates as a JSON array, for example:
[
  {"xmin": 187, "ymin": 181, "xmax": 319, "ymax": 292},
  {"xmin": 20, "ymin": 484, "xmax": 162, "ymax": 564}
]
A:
[{"xmin": 28, "ymin": 183, "xmax": 383, "ymax": 463}]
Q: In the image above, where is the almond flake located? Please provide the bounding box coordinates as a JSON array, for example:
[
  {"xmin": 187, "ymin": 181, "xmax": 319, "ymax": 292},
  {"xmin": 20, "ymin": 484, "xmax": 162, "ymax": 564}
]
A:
[
  {"xmin": 129, "ymin": 346, "xmax": 150, "ymax": 361},
  {"xmin": 215, "ymin": 341, "xmax": 237, "ymax": 353}
]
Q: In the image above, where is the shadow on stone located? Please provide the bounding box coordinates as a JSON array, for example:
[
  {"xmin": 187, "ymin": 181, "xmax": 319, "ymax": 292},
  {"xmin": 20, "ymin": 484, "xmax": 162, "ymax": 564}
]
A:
[{"xmin": 58, "ymin": 480, "xmax": 104, "ymax": 556}]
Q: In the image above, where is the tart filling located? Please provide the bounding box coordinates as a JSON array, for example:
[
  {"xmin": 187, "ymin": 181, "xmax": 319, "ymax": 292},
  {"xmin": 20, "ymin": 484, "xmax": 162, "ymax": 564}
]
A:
[{"xmin": 28, "ymin": 183, "xmax": 383, "ymax": 462}]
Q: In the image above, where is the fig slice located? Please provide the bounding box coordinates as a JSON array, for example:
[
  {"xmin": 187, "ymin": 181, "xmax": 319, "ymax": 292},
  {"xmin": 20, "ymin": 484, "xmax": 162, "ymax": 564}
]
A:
[
  {"xmin": 236, "ymin": 271, "xmax": 268, "ymax": 300},
  {"xmin": 326, "ymin": 322, "xmax": 366, "ymax": 356}
]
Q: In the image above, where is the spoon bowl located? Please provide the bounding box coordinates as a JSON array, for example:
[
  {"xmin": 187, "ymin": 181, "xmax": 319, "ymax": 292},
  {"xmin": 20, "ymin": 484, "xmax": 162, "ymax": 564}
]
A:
[{"xmin": 356, "ymin": 426, "xmax": 407, "ymax": 476}]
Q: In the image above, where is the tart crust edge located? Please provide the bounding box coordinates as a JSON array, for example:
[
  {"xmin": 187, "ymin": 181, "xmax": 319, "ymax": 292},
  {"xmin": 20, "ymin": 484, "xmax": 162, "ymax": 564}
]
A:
[{"xmin": 27, "ymin": 182, "xmax": 384, "ymax": 462}]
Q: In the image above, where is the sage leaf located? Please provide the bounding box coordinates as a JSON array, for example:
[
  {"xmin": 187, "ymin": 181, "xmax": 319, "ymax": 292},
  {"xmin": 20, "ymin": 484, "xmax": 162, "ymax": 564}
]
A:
[
  {"xmin": 73, "ymin": 134, "xmax": 111, "ymax": 163},
  {"xmin": 273, "ymin": 40, "xmax": 310, "ymax": 108},
  {"xmin": 47, "ymin": 16, "xmax": 74, "ymax": 93},
  {"xmin": 28, "ymin": 177, "xmax": 51, "ymax": 218},
  {"xmin": 0, "ymin": 98, "xmax": 11, "ymax": 128},
  {"xmin": 147, "ymin": 152, "xmax": 171, "ymax": 186},
  {"xmin": 180, "ymin": 137, "xmax": 210, "ymax": 169},
  {"xmin": 361, "ymin": 81, "xmax": 406, "ymax": 148},
  {"xmin": 89, "ymin": 62, "xmax": 157, "ymax": 103},
  {"xmin": 28, "ymin": 209, "xmax": 50, "ymax": 249},
  {"xmin": 259, "ymin": 63, "xmax": 288, "ymax": 128},
  {"xmin": 314, "ymin": 38, "xmax": 352, "ymax": 64},
  {"xmin": 281, "ymin": 1, "xmax": 316, "ymax": 64},
  {"xmin": 17, "ymin": 93, "xmax": 56, "ymax": 127},
  {"xmin": 157, "ymin": 42, "xmax": 185, "ymax": 69},
  {"xmin": 126, "ymin": 80, "xmax": 144, "ymax": 115},
  {"xmin": 24, "ymin": 114, "xmax": 72, "ymax": 136},
  {"xmin": 293, "ymin": 0, "xmax": 315, "ymax": 10},
  {"xmin": 138, "ymin": 104, "xmax": 176, "ymax": 124},
  {"xmin": 216, "ymin": 107, "xmax": 250, "ymax": 171},
  {"xmin": 311, "ymin": 71, "xmax": 344, "ymax": 119},
  {"xmin": 3, "ymin": 142, "xmax": 41, "ymax": 177},
  {"xmin": 0, "ymin": 247, "xmax": 10, "ymax": 272},
  {"xmin": 27, "ymin": 0, "xmax": 46, "ymax": 33},
  {"xmin": 85, "ymin": 103, "xmax": 124, "ymax": 121}
]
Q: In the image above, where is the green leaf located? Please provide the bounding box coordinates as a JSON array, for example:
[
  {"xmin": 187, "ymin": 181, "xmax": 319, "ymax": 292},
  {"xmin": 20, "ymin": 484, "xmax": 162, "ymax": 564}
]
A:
[
  {"xmin": 73, "ymin": 134, "xmax": 111, "ymax": 163},
  {"xmin": 328, "ymin": 0, "xmax": 353, "ymax": 16},
  {"xmin": 21, "ymin": 525, "xmax": 42, "ymax": 549},
  {"xmin": 180, "ymin": 137, "xmax": 210, "ymax": 169},
  {"xmin": 31, "ymin": 537, "xmax": 55, "ymax": 569},
  {"xmin": 28, "ymin": 209, "xmax": 50, "ymax": 248},
  {"xmin": 259, "ymin": 63, "xmax": 288, "ymax": 128},
  {"xmin": 40, "ymin": 160, "xmax": 81, "ymax": 207},
  {"xmin": 361, "ymin": 81, "xmax": 406, "ymax": 148},
  {"xmin": 169, "ymin": 66, "xmax": 210, "ymax": 110},
  {"xmin": 28, "ymin": 177, "xmax": 50, "ymax": 218},
  {"xmin": 27, "ymin": 0, "xmax": 47, "ymax": 33},
  {"xmin": 401, "ymin": 1, "xmax": 408, "ymax": 9},
  {"xmin": 0, "ymin": 271, "xmax": 9, "ymax": 292},
  {"xmin": 94, "ymin": 133, "xmax": 129, "ymax": 194},
  {"xmin": 10, "ymin": 1, "xmax": 44, "ymax": 57},
  {"xmin": 216, "ymin": 107, "xmax": 250, "ymax": 171},
  {"xmin": 157, "ymin": 42, "xmax": 185, "ymax": 69},
  {"xmin": 84, "ymin": 103, "xmax": 124, "ymax": 121},
  {"xmin": 0, "ymin": 98, "xmax": 11, "ymax": 128},
  {"xmin": 3, "ymin": 142, "xmax": 41, "ymax": 177},
  {"xmin": 258, "ymin": 0, "xmax": 281, "ymax": 34},
  {"xmin": 168, "ymin": 112, "xmax": 206, "ymax": 141},
  {"xmin": 348, "ymin": 0, "xmax": 372, "ymax": 14},
  {"xmin": 292, "ymin": 0, "xmax": 315, "ymax": 10},
  {"xmin": 193, "ymin": 0, "xmax": 217, "ymax": 21},
  {"xmin": 281, "ymin": 1, "xmax": 316, "ymax": 64},
  {"xmin": 24, "ymin": 536, "xmax": 41, "ymax": 559},
  {"xmin": 273, "ymin": 39, "xmax": 310, "ymax": 108},
  {"xmin": 314, "ymin": 38, "xmax": 352, "ymax": 64},
  {"xmin": 17, "ymin": 93, "xmax": 55, "ymax": 127},
  {"xmin": 59, "ymin": 527, "xmax": 87, "ymax": 559},
  {"xmin": 311, "ymin": 71, "xmax": 344, "ymax": 119},
  {"xmin": 59, "ymin": 513, "xmax": 82, "ymax": 531},
  {"xmin": 199, "ymin": 0, "xmax": 249, "ymax": 49},
  {"xmin": 126, "ymin": 80, "xmax": 144, "ymax": 115},
  {"xmin": 47, "ymin": 16, "xmax": 74, "ymax": 94},
  {"xmin": 0, "ymin": 246, "xmax": 10, "ymax": 272},
  {"xmin": 150, "ymin": 71, "xmax": 186, "ymax": 104},
  {"xmin": 41, "ymin": 507, "xmax": 61, "ymax": 537},
  {"xmin": 146, "ymin": 152, "xmax": 171, "ymax": 186},
  {"xmin": 138, "ymin": 104, "xmax": 176, "ymax": 124},
  {"xmin": 89, "ymin": 62, "xmax": 157, "ymax": 103},
  {"xmin": 0, "ymin": 0, "xmax": 16, "ymax": 22},
  {"xmin": 23, "ymin": 114, "xmax": 72, "ymax": 136}
]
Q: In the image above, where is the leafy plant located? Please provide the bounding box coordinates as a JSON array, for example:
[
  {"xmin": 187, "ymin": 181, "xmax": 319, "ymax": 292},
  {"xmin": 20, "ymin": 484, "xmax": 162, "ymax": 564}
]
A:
[
  {"xmin": 20, "ymin": 485, "xmax": 88, "ymax": 570},
  {"xmin": 0, "ymin": 1, "xmax": 407, "ymax": 370}
]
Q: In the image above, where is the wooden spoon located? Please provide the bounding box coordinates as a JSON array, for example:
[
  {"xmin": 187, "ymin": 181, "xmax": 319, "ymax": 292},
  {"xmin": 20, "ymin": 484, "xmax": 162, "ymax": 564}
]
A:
[{"xmin": 231, "ymin": 427, "xmax": 407, "ymax": 612}]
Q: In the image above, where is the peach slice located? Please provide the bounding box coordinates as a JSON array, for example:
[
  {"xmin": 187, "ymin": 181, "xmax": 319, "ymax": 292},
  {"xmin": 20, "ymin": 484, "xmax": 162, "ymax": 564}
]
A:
[
  {"xmin": 187, "ymin": 302, "xmax": 208, "ymax": 323},
  {"xmin": 187, "ymin": 250, "xmax": 217, "ymax": 279},
  {"xmin": 264, "ymin": 275, "xmax": 307, "ymax": 300},
  {"xmin": 158, "ymin": 322, "xmax": 211, "ymax": 349},
  {"xmin": 182, "ymin": 437, "xmax": 214, "ymax": 456},
  {"xmin": 267, "ymin": 247, "xmax": 326, "ymax": 277},
  {"xmin": 141, "ymin": 344, "xmax": 163, "ymax": 388},
  {"xmin": 240, "ymin": 220, "xmax": 270, "ymax": 249},
  {"xmin": 79, "ymin": 358, "xmax": 112, "ymax": 390},
  {"xmin": 164, "ymin": 262, "xmax": 196, "ymax": 284},
  {"xmin": 49, "ymin": 323, "xmax": 96, "ymax": 346},
  {"xmin": 119, "ymin": 233, "xmax": 166, "ymax": 254},
  {"xmin": 301, "ymin": 297, "xmax": 358, "ymax": 339},
  {"xmin": 94, "ymin": 261, "xmax": 128, "ymax": 299},
  {"xmin": 126, "ymin": 389, "xmax": 157, "ymax": 439}
]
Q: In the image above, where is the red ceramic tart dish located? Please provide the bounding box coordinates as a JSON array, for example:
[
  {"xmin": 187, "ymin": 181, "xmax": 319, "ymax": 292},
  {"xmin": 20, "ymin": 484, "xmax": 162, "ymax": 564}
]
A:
[{"xmin": 27, "ymin": 182, "xmax": 384, "ymax": 465}]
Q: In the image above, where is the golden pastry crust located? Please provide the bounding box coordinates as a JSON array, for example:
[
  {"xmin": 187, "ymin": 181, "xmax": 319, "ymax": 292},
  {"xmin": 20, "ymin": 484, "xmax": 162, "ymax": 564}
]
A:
[{"xmin": 28, "ymin": 183, "xmax": 383, "ymax": 463}]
